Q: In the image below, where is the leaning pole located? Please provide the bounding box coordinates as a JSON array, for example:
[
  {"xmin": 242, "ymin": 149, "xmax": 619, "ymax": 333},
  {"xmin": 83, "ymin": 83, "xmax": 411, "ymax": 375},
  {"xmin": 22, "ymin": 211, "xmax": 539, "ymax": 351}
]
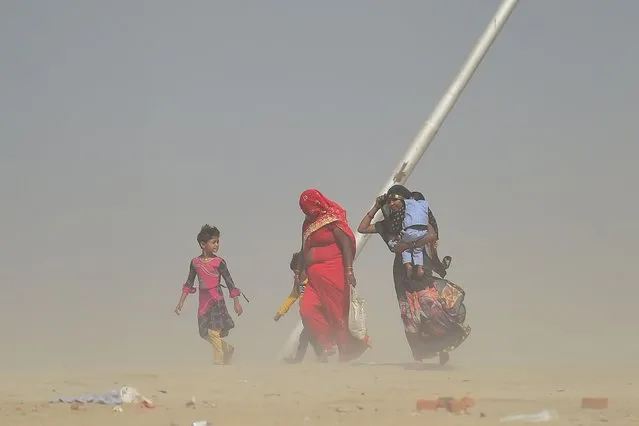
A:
[{"xmin": 279, "ymin": 0, "xmax": 520, "ymax": 360}]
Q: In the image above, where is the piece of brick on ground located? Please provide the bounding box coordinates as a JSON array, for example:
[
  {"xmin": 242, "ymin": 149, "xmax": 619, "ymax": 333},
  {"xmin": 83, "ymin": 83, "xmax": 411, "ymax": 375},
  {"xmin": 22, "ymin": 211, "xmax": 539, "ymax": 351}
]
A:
[{"xmin": 581, "ymin": 397, "xmax": 608, "ymax": 409}]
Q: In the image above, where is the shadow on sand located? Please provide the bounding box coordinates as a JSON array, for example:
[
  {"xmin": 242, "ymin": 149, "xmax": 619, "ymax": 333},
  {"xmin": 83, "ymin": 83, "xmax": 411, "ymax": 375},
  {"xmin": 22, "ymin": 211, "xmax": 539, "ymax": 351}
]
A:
[{"xmin": 351, "ymin": 361, "xmax": 454, "ymax": 371}]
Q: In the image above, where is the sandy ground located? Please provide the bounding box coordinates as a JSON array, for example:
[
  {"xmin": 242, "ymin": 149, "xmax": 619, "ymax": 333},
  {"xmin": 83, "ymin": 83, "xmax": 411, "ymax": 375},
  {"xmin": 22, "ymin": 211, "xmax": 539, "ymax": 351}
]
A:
[{"xmin": 1, "ymin": 362, "xmax": 638, "ymax": 426}]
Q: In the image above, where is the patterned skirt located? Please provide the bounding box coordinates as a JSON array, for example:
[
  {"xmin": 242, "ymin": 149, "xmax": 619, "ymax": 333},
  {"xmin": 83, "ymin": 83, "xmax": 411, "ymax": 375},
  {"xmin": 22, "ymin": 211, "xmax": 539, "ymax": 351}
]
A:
[
  {"xmin": 397, "ymin": 278, "xmax": 471, "ymax": 360},
  {"xmin": 197, "ymin": 299, "xmax": 236, "ymax": 338}
]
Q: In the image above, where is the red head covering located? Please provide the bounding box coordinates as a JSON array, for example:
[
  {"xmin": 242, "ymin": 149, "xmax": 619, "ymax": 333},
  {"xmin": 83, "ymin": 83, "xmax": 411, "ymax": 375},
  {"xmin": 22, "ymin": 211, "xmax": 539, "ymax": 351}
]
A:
[
  {"xmin": 300, "ymin": 189, "xmax": 346, "ymax": 220},
  {"xmin": 299, "ymin": 189, "xmax": 356, "ymax": 253}
]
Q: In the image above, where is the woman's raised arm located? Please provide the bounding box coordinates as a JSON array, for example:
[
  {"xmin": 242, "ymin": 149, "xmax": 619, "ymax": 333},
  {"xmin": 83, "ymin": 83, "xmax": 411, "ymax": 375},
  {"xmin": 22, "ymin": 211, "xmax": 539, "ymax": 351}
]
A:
[{"xmin": 357, "ymin": 196, "xmax": 385, "ymax": 234}]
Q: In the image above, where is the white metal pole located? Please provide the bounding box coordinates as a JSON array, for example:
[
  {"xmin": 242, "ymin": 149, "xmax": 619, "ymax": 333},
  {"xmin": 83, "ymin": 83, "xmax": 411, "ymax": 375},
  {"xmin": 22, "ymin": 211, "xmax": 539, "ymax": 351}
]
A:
[
  {"xmin": 279, "ymin": 0, "xmax": 520, "ymax": 360},
  {"xmin": 355, "ymin": 0, "xmax": 520, "ymax": 255}
]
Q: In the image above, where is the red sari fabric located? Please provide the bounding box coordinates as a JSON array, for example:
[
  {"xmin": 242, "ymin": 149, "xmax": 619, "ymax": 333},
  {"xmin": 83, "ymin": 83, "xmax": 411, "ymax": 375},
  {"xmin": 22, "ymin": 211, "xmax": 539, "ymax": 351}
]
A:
[{"xmin": 298, "ymin": 189, "xmax": 370, "ymax": 362}]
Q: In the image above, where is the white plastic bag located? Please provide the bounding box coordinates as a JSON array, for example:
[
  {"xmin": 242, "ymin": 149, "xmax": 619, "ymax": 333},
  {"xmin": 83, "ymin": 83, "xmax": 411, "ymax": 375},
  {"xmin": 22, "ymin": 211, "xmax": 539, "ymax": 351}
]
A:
[
  {"xmin": 277, "ymin": 321, "xmax": 305, "ymax": 361},
  {"xmin": 119, "ymin": 386, "xmax": 141, "ymax": 404},
  {"xmin": 499, "ymin": 409, "xmax": 556, "ymax": 422},
  {"xmin": 348, "ymin": 285, "xmax": 368, "ymax": 340}
]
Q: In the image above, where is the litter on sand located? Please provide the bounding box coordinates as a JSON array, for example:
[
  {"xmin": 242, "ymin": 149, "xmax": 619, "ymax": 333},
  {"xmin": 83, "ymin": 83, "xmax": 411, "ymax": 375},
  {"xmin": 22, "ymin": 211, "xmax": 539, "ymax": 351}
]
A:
[{"xmin": 499, "ymin": 409, "xmax": 557, "ymax": 422}]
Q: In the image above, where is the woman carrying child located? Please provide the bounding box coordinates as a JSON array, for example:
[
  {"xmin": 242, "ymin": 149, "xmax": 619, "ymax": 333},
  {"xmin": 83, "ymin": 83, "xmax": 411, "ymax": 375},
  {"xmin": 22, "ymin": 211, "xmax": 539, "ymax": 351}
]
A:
[{"xmin": 357, "ymin": 185, "xmax": 470, "ymax": 365}]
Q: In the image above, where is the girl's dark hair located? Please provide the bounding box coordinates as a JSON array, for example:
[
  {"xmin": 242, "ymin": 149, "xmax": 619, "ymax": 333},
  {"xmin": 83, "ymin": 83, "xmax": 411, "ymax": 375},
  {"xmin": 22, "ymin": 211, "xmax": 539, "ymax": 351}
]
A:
[
  {"xmin": 411, "ymin": 191, "xmax": 425, "ymax": 201},
  {"xmin": 197, "ymin": 224, "xmax": 220, "ymax": 245},
  {"xmin": 290, "ymin": 251, "xmax": 302, "ymax": 271}
]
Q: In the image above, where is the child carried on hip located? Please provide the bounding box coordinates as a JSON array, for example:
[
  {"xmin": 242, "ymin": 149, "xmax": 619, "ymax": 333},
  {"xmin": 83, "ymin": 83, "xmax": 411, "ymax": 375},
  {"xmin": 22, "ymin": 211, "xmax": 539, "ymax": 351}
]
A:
[{"xmin": 387, "ymin": 191, "xmax": 430, "ymax": 278}]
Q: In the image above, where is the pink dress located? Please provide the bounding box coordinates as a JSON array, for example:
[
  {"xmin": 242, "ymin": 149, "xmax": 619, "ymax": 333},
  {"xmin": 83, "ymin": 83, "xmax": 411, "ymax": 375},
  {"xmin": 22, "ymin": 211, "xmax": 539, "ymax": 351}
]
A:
[{"xmin": 182, "ymin": 255, "xmax": 241, "ymax": 338}]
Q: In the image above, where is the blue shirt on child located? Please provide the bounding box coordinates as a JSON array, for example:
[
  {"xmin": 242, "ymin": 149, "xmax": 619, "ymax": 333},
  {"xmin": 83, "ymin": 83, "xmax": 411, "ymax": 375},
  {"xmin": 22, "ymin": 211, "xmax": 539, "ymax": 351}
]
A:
[{"xmin": 403, "ymin": 199, "xmax": 429, "ymax": 229}]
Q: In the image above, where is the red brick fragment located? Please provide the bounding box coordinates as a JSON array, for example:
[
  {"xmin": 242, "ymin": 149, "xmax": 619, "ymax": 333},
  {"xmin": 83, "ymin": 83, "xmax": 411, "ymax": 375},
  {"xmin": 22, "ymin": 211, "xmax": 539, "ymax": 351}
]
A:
[
  {"xmin": 581, "ymin": 397, "xmax": 608, "ymax": 409},
  {"xmin": 416, "ymin": 399, "xmax": 439, "ymax": 411}
]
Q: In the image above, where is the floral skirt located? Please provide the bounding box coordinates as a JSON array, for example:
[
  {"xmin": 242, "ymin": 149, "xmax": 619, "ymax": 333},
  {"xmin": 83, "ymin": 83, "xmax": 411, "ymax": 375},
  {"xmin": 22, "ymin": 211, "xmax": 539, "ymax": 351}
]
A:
[{"xmin": 397, "ymin": 278, "xmax": 471, "ymax": 360}]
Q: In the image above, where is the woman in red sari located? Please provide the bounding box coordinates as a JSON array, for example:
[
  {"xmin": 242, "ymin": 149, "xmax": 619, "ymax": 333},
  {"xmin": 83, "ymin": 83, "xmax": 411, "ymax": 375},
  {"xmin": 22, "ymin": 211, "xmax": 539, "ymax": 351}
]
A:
[{"xmin": 298, "ymin": 189, "xmax": 371, "ymax": 362}]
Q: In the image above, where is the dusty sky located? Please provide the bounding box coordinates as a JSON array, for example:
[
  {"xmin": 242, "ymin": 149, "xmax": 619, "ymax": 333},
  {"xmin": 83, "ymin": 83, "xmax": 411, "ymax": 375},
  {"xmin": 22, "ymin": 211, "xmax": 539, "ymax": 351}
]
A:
[{"xmin": 1, "ymin": 0, "xmax": 638, "ymax": 370}]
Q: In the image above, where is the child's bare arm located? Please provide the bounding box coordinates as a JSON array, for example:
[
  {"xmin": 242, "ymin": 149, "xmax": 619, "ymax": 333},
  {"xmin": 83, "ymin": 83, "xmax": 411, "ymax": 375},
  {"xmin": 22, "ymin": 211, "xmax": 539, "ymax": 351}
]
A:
[{"xmin": 175, "ymin": 292, "xmax": 188, "ymax": 315}]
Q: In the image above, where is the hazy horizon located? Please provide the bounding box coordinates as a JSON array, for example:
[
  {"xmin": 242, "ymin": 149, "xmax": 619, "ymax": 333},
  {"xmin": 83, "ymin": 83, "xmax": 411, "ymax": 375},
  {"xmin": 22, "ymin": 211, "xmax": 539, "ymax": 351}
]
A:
[{"xmin": 2, "ymin": 0, "xmax": 638, "ymax": 371}]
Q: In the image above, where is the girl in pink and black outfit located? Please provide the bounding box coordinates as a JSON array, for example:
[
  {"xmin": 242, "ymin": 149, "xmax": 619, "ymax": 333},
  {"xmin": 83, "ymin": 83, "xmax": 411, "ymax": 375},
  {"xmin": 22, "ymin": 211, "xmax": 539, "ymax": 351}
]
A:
[{"xmin": 175, "ymin": 224, "xmax": 244, "ymax": 365}]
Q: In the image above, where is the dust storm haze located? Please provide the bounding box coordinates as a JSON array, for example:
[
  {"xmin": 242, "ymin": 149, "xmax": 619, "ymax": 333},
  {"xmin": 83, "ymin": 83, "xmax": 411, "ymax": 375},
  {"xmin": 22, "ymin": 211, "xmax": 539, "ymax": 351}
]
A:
[{"xmin": 1, "ymin": 0, "xmax": 638, "ymax": 377}]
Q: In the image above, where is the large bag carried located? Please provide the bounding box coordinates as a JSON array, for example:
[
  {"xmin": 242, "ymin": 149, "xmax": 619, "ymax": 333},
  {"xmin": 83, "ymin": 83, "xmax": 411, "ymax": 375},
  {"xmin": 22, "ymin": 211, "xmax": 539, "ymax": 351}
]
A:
[{"xmin": 348, "ymin": 285, "xmax": 368, "ymax": 341}]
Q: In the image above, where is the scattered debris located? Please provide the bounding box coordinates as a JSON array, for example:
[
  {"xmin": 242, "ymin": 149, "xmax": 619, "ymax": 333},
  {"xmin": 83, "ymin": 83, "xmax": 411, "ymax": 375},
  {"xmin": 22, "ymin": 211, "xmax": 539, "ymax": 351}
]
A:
[
  {"xmin": 120, "ymin": 386, "xmax": 139, "ymax": 403},
  {"xmin": 416, "ymin": 396, "xmax": 475, "ymax": 414},
  {"xmin": 499, "ymin": 409, "xmax": 556, "ymax": 423},
  {"xmin": 582, "ymin": 397, "xmax": 608, "ymax": 409},
  {"xmin": 447, "ymin": 399, "xmax": 466, "ymax": 414},
  {"xmin": 461, "ymin": 396, "xmax": 476, "ymax": 409},
  {"xmin": 140, "ymin": 397, "xmax": 154, "ymax": 409},
  {"xmin": 52, "ymin": 390, "xmax": 123, "ymax": 405},
  {"xmin": 416, "ymin": 399, "xmax": 439, "ymax": 411},
  {"xmin": 112, "ymin": 406, "xmax": 123, "ymax": 413},
  {"xmin": 54, "ymin": 385, "xmax": 153, "ymax": 411}
]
